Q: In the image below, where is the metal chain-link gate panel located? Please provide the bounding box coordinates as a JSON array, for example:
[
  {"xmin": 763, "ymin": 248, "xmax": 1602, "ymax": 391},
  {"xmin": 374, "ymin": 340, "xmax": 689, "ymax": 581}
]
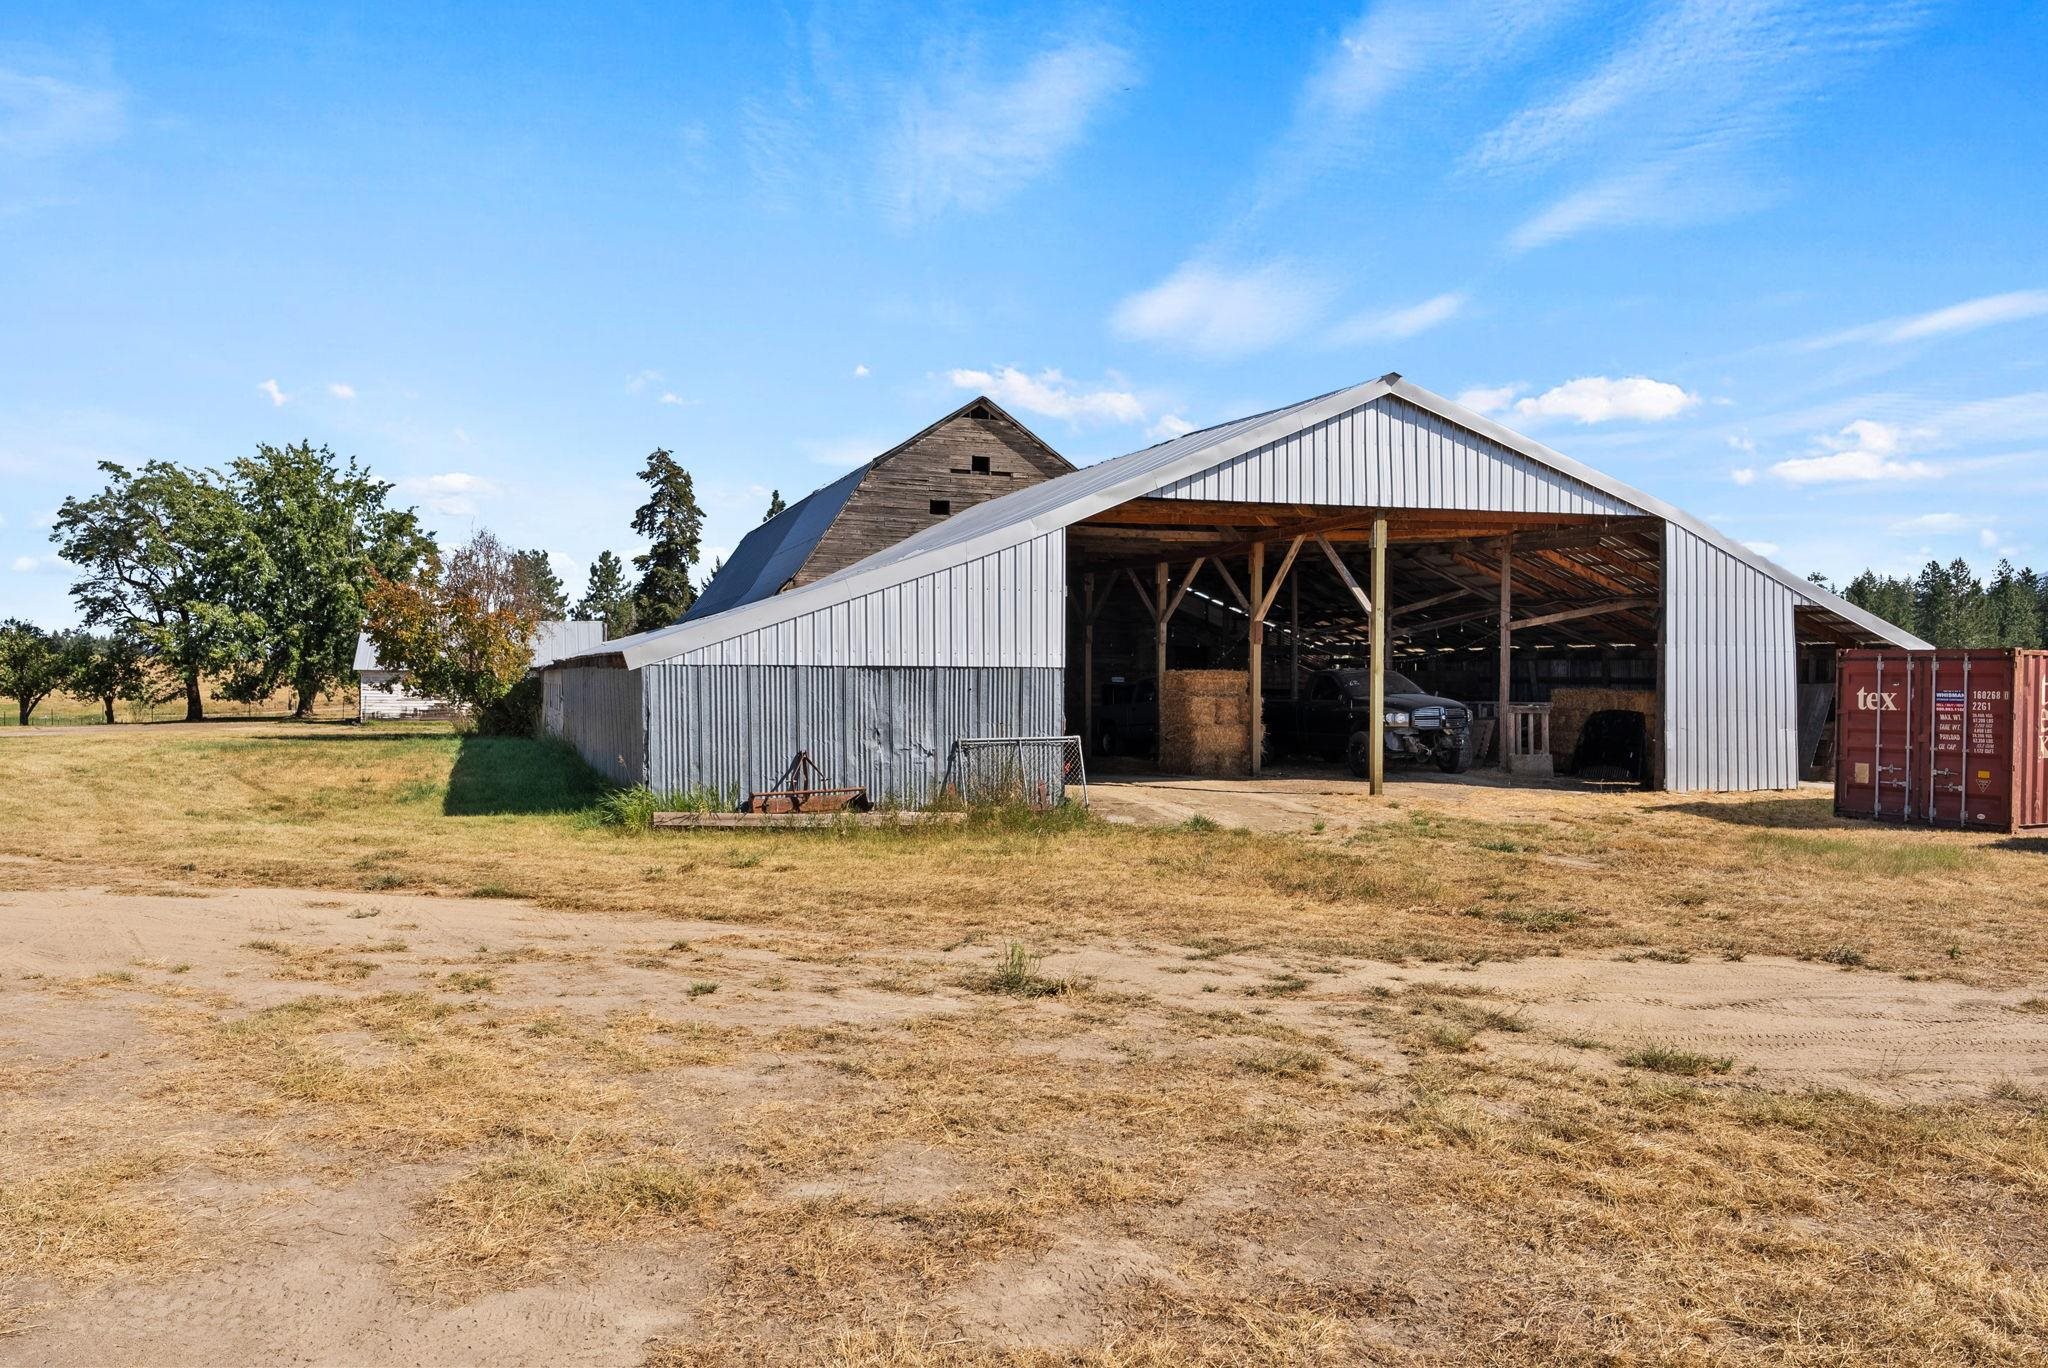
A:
[{"xmin": 940, "ymin": 736, "xmax": 1086, "ymax": 810}]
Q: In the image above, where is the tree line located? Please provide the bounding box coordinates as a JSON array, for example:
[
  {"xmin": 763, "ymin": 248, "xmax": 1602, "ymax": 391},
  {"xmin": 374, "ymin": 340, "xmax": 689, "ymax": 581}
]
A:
[
  {"xmin": 3, "ymin": 441, "xmax": 749, "ymax": 726},
  {"xmin": 1830, "ymin": 558, "xmax": 2044, "ymax": 649}
]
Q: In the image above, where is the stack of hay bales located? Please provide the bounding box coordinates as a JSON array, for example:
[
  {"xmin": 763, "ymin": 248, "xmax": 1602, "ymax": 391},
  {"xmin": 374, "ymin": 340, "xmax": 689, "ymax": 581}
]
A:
[
  {"xmin": 1160, "ymin": 670, "xmax": 1251, "ymax": 776},
  {"xmin": 1546, "ymin": 687, "xmax": 1657, "ymax": 769}
]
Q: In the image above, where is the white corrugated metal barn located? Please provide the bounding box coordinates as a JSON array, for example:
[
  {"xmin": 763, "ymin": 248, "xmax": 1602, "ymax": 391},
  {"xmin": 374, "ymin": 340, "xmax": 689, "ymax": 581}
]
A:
[{"xmin": 543, "ymin": 376, "xmax": 1925, "ymax": 800}]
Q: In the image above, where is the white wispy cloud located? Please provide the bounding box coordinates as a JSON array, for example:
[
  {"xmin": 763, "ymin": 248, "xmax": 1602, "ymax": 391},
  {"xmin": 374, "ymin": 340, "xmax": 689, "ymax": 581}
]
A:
[
  {"xmin": 1807, "ymin": 289, "xmax": 2048, "ymax": 348},
  {"xmin": 1110, "ymin": 261, "xmax": 1326, "ymax": 357},
  {"xmin": 853, "ymin": 364, "xmax": 870, "ymax": 378},
  {"xmin": 0, "ymin": 66, "xmax": 125, "ymax": 159},
  {"xmin": 1329, "ymin": 291, "xmax": 1467, "ymax": 344},
  {"xmin": 625, "ymin": 369, "xmax": 663, "ymax": 393},
  {"xmin": 1475, "ymin": 2, "xmax": 1926, "ymax": 250},
  {"xmin": 881, "ymin": 37, "xmax": 1135, "ymax": 223},
  {"xmin": 1148, "ymin": 414, "xmax": 1197, "ymax": 442},
  {"xmin": 1890, "ymin": 512, "xmax": 1965, "ymax": 534},
  {"xmin": 658, "ymin": 392, "xmax": 689, "ymax": 406},
  {"xmin": 1252, "ymin": 0, "xmax": 1574, "ymax": 214},
  {"xmin": 1978, "ymin": 527, "xmax": 1999, "ymax": 549},
  {"xmin": 947, "ymin": 367, "xmax": 1145, "ymax": 425},
  {"xmin": 327, "ymin": 382, "xmax": 356, "ymax": 400},
  {"xmin": 1455, "ymin": 383, "xmax": 1524, "ymax": 415},
  {"xmin": 397, "ymin": 471, "xmax": 500, "ymax": 516},
  {"xmin": 1742, "ymin": 540, "xmax": 1781, "ymax": 557},
  {"xmin": 1770, "ymin": 419, "xmax": 1939, "ymax": 485},
  {"xmin": 11, "ymin": 553, "xmax": 56, "ymax": 573},
  {"xmin": 1504, "ymin": 376, "xmax": 1699, "ymax": 424},
  {"xmin": 257, "ymin": 379, "xmax": 288, "ymax": 407},
  {"xmin": 1731, "ymin": 467, "xmax": 1757, "ymax": 486}
]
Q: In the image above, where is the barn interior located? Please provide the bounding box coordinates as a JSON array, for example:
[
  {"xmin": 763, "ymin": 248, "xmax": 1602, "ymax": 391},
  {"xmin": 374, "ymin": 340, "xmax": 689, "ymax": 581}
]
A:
[{"xmin": 1063, "ymin": 499, "xmax": 1857, "ymax": 789}]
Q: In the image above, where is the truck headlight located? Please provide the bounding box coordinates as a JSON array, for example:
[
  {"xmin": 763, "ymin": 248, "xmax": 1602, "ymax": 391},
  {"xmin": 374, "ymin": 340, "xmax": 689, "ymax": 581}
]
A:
[{"xmin": 1384, "ymin": 709, "xmax": 1410, "ymax": 727}]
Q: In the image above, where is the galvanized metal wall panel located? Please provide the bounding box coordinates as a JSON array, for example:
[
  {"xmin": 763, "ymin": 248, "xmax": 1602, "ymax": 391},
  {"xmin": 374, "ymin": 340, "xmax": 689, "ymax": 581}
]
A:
[
  {"xmin": 666, "ymin": 532, "xmax": 1064, "ymax": 670},
  {"xmin": 1153, "ymin": 395, "xmax": 1641, "ymax": 516},
  {"xmin": 642, "ymin": 664, "xmax": 1061, "ymax": 806},
  {"xmin": 1662, "ymin": 524, "xmax": 1798, "ymax": 791},
  {"xmin": 543, "ymin": 666, "xmax": 647, "ymax": 787}
]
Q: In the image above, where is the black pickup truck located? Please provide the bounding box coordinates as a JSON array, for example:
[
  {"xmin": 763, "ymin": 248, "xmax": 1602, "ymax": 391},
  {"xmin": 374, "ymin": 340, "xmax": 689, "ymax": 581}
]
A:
[{"xmin": 1265, "ymin": 668, "xmax": 1474, "ymax": 776}]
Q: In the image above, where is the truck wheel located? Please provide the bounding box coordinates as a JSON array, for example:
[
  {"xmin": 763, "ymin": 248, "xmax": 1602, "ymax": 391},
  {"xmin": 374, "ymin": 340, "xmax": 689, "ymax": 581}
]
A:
[
  {"xmin": 1437, "ymin": 735, "xmax": 1474, "ymax": 774},
  {"xmin": 1096, "ymin": 725, "xmax": 1118, "ymax": 757},
  {"xmin": 1345, "ymin": 731, "xmax": 1373, "ymax": 778}
]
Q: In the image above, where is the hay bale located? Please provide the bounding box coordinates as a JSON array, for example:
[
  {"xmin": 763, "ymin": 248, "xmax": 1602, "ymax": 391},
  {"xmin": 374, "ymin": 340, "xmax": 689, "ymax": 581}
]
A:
[
  {"xmin": 1159, "ymin": 669, "xmax": 1251, "ymax": 776},
  {"xmin": 1547, "ymin": 687, "xmax": 1657, "ymax": 769}
]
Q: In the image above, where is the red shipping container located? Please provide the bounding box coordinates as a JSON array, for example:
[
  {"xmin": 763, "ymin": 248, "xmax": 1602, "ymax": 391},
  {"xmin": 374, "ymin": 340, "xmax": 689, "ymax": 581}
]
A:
[{"xmin": 1834, "ymin": 649, "xmax": 2048, "ymax": 833}]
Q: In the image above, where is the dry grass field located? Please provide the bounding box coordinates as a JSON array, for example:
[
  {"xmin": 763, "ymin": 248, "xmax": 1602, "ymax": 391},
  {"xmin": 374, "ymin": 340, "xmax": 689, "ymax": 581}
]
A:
[{"xmin": 1, "ymin": 722, "xmax": 2044, "ymax": 1365}]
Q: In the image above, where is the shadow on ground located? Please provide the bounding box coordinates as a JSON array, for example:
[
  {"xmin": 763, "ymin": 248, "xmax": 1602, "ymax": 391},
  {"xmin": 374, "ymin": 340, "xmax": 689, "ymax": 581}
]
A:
[
  {"xmin": 1666, "ymin": 796, "xmax": 1866, "ymax": 830},
  {"xmin": 444, "ymin": 735, "xmax": 608, "ymax": 816}
]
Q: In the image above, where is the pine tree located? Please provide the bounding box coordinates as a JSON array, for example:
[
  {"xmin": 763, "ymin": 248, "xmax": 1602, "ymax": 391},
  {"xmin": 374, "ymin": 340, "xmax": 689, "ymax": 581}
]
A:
[
  {"xmin": 574, "ymin": 550, "xmax": 636, "ymax": 639},
  {"xmin": 629, "ymin": 448, "xmax": 703, "ymax": 631},
  {"xmin": 511, "ymin": 548, "xmax": 569, "ymax": 618},
  {"xmin": 762, "ymin": 489, "xmax": 787, "ymax": 523},
  {"xmin": 1988, "ymin": 560, "xmax": 2042, "ymax": 648},
  {"xmin": 1843, "ymin": 570, "xmax": 1915, "ymax": 635}
]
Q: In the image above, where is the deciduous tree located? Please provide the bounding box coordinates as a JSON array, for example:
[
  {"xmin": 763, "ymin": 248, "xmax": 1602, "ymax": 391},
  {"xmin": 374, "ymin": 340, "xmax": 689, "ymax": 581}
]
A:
[
  {"xmin": 67, "ymin": 629, "xmax": 174, "ymax": 724},
  {"xmin": 363, "ymin": 529, "xmax": 541, "ymax": 715},
  {"xmin": 0, "ymin": 620, "xmax": 74, "ymax": 726},
  {"xmin": 50, "ymin": 461, "xmax": 268, "ymax": 720},
  {"xmin": 227, "ymin": 441, "xmax": 433, "ymax": 716}
]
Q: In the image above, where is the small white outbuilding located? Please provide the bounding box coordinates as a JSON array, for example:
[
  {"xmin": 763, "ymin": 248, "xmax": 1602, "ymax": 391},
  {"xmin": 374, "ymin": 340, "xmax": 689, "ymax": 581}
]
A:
[{"xmin": 355, "ymin": 620, "xmax": 607, "ymax": 722}]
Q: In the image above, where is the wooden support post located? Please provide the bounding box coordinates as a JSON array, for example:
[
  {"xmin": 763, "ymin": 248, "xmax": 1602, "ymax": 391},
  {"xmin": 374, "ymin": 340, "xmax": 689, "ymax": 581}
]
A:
[
  {"xmin": 1154, "ymin": 561, "xmax": 1169, "ymax": 765},
  {"xmin": 1249, "ymin": 542, "xmax": 1266, "ymax": 775},
  {"xmin": 1289, "ymin": 573, "xmax": 1300, "ymax": 700},
  {"xmin": 1497, "ymin": 534, "xmax": 1514, "ymax": 768},
  {"xmin": 1082, "ymin": 573, "xmax": 1095, "ymax": 756},
  {"xmin": 1369, "ymin": 516, "xmax": 1388, "ymax": 796}
]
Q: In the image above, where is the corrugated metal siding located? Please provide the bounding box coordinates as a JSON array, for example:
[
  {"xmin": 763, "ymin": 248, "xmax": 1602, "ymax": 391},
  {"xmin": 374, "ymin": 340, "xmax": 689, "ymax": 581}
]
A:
[
  {"xmin": 543, "ymin": 666, "xmax": 646, "ymax": 787},
  {"xmin": 1662, "ymin": 524, "xmax": 1798, "ymax": 791},
  {"xmin": 1154, "ymin": 396, "xmax": 1640, "ymax": 515},
  {"xmin": 643, "ymin": 664, "xmax": 1061, "ymax": 805},
  {"xmin": 666, "ymin": 532, "xmax": 1064, "ymax": 669}
]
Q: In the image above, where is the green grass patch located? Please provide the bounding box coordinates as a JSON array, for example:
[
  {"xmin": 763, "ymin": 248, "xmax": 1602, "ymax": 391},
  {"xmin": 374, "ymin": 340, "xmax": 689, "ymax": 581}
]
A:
[
  {"xmin": 1745, "ymin": 830, "xmax": 1968, "ymax": 878},
  {"xmin": 1620, "ymin": 1043, "xmax": 1733, "ymax": 1076}
]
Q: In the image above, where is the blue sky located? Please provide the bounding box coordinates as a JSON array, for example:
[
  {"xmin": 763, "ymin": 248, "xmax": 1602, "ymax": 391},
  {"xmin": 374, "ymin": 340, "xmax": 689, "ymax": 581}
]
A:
[{"xmin": 3, "ymin": 1, "xmax": 2044, "ymax": 627}]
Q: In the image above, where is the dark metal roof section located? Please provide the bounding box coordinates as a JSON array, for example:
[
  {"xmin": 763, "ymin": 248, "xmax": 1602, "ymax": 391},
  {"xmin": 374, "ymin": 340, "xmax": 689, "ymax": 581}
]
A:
[
  {"xmin": 683, "ymin": 462, "xmax": 867, "ymax": 622},
  {"xmin": 682, "ymin": 395, "xmax": 1070, "ymax": 623}
]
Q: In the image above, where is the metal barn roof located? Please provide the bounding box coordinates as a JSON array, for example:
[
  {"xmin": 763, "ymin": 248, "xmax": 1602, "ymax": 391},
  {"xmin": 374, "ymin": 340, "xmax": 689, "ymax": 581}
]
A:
[{"xmin": 583, "ymin": 375, "xmax": 1926, "ymax": 670}]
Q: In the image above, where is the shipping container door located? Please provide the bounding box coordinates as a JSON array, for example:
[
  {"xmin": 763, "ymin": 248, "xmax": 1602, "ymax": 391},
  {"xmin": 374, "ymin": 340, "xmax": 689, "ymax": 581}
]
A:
[
  {"xmin": 1838, "ymin": 654, "xmax": 1915, "ymax": 820},
  {"xmin": 1958, "ymin": 654, "xmax": 2016, "ymax": 830},
  {"xmin": 1921, "ymin": 654, "xmax": 1968, "ymax": 825}
]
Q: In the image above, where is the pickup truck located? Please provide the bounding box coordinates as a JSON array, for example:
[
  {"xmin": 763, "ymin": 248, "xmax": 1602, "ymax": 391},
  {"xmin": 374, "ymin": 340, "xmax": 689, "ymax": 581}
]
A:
[{"xmin": 1264, "ymin": 668, "xmax": 1474, "ymax": 776}]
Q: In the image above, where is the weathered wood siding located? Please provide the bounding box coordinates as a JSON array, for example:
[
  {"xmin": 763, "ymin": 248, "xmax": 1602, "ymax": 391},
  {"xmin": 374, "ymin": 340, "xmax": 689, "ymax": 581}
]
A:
[{"xmin": 794, "ymin": 408, "xmax": 1070, "ymax": 586}]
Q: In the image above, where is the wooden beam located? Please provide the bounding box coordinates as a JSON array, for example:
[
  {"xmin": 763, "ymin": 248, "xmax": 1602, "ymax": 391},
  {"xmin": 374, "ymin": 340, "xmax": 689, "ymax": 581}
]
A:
[
  {"xmin": 1254, "ymin": 534, "xmax": 1306, "ymax": 620},
  {"xmin": 1316, "ymin": 534, "xmax": 1372, "ymax": 617},
  {"xmin": 1508, "ymin": 596, "xmax": 1656, "ymax": 632},
  {"xmin": 1388, "ymin": 586, "xmax": 1472, "ymax": 618},
  {"xmin": 1249, "ymin": 543, "xmax": 1266, "ymax": 775},
  {"xmin": 1289, "ymin": 573, "xmax": 1300, "ymax": 700},
  {"xmin": 1369, "ymin": 516, "xmax": 1388, "ymax": 796},
  {"xmin": 1082, "ymin": 574, "xmax": 1095, "ymax": 753},
  {"xmin": 1125, "ymin": 566, "xmax": 1157, "ymax": 622},
  {"xmin": 1163, "ymin": 557, "xmax": 1207, "ymax": 621},
  {"xmin": 1154, "ymin": 562, "xmax": 1169, "ymax": 764},
  {"xmin": 1497, "ymin": 534, "xmax": 1513, "ymax": 769},
  {"xmin": 1208, "ymin": 558, "xmax": 1251, "ymax": 612}
]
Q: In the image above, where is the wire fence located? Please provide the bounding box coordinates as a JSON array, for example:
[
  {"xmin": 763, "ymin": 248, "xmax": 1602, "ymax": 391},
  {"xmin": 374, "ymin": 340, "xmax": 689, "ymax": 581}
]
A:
[{"xmin": 940, "ymin": 736, "xmax": 1087, "ymax": 810}]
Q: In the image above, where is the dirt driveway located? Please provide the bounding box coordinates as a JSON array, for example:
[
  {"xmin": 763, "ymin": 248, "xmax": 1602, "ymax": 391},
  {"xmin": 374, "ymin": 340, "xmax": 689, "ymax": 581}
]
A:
[
  {"xmin": 4, "ymin": 883, "xmax": 2045, "ymax": 1365},
  {"xmin": 1087, "ymin": 766, "xmax": 1666, "ymax": 833}
]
